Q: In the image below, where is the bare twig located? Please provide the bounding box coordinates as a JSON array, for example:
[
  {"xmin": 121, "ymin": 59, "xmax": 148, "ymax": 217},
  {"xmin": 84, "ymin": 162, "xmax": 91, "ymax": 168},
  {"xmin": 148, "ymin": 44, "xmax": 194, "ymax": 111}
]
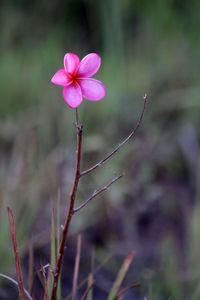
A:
[
  {"xmin": 80, "ymin": 94, "xmax": 147, "ymax": 177},
  {"xmin": 72, "ymin": 235, "xmax": 82, "ymax": 300},
  {"xmin": 7, "ymin": 207, "xmax": 26, "ymax": 300},
  {"xmin": 51, "ymin": 110, "xmax": 83, "ymax": 300},
  {"xmin": 80, "ymin": 280, "xmax": 95, "ymax": 300},
  {"xmin": 74, "ymin": 173, "xmax": 125, "ymax": 213}
]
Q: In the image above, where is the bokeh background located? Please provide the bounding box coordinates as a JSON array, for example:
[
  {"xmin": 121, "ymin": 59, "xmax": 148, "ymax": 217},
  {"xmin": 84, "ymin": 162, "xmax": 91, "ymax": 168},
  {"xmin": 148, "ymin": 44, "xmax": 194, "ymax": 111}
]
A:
[{"xmin": 0, "ymin": 0, "xmax": 200, "ymax": 299}]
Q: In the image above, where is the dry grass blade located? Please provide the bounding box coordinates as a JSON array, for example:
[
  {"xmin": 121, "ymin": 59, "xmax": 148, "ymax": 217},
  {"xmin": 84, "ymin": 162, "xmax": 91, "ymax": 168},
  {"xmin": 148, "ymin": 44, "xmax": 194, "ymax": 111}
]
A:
[
  {"xmin": 80, "ymin": 280, "xmax": 95, "ymax": 300},
  {"xmin": 113, "ymin": 283, "xmax": 140, "ymax": 300},
  {"xmin": 50, "ymin": 203, "xmax": 56, "ymax": 273},
  {"xmin": 7, "ymin": 207, "xmax": 26, "ymax": 300},
  {"xmin": 28, "ymin": 236, "xmax": 34, "ymax": 293},
  {"xmin": 64, "ymin": 254, "xmax": 111, "ymax": 300},
  {"xmin": 56, "ymin": 187, "xmax": 62, "ymax": 300},
  {"xmin": 42, "ymin": 267, "xmax": 50, "ymax": 300},
  {"xmin": 108, "ymin": 251, "xmax": 136, "ymax": 300},
  {"xmin": 87, "ymin": 248, "xmax": 95, "ymax": 300},
  {"xmin": 72, "ymin": 234, "xmax": 82, "ymax": 300}
]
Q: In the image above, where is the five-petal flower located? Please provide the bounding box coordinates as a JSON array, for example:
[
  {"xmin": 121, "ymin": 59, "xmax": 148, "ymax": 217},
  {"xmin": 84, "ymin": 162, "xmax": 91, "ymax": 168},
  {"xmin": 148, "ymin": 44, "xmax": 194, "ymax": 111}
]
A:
[{"xmin": 51, "ymin": 53, "xmax": 106, "ymax": 108}]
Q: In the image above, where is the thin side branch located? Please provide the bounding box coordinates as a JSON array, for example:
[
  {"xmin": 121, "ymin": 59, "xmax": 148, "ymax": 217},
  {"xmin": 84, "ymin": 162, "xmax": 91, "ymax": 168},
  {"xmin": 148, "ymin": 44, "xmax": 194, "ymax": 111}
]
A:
[
  {"xmin": 74, "ymin": 173, "xmax": 125, "ymax": 213},
  {"xmin": 80, "ymin": 94, "xmax": 147, "ymax": 177}
]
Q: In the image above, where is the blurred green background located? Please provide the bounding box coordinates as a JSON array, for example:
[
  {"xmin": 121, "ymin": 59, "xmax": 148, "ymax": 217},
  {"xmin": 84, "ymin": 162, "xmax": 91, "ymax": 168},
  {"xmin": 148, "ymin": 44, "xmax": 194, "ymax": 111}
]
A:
[{"xmin": 0, "ymin": 0, "xmax": 200, "ymax": 299}]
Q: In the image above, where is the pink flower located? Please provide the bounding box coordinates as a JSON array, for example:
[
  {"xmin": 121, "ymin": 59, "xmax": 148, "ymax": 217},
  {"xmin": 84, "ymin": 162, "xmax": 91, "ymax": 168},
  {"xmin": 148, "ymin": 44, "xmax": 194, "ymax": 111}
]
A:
[{"xmin": 51, "ymin": 53, "xmax": 106, "ymax": 108}]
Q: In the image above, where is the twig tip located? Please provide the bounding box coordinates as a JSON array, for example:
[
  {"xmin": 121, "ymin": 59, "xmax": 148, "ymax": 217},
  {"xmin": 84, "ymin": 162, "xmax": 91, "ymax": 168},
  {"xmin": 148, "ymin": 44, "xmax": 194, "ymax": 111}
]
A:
[{"xmin": 143, "ymin": 93, "xmax": 148, "ymax": 100}]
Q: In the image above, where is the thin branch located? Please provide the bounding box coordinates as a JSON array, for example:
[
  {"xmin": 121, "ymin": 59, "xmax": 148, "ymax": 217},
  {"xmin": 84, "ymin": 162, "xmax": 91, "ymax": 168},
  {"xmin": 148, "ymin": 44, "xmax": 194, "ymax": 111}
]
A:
[
  {"xmin": 72, "ymin": 235, "xmax": 82, "ymax": 300},
  {"xmin": 74, "ymin": 173, "xmax": 125, "ymax": 213},
  {"xmin": 80, "ymin": 280, "xmax": 95, "ymax": 300},
  {"xmin": 80, "ymin": 94, "xmax": 148, "ymax": 177},
  {"xmin": 51, "ymin": 110, "xmax": 83, "ymax": 300}
]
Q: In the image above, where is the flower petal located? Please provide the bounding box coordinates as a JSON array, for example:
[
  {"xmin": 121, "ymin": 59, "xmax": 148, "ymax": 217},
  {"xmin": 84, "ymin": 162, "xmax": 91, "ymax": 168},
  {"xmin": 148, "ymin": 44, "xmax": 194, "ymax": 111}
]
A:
[
  {"xmin": 77, "ymin": 53, "xmax": 101, "ymax": 78},
  {"xmin": 64, "ymin": 53, "xmax": 80, "ymax": 75},
  {"xmin": 78, "ymin": 78, "xmax": 106, "ymax": 101},
  {"xmin": 51, "ymin": 69, "xmax": 72, "ymax": 86},
  {"xmin": 63, "ymin": 83, "xmax": 83, "ymax": 108}
]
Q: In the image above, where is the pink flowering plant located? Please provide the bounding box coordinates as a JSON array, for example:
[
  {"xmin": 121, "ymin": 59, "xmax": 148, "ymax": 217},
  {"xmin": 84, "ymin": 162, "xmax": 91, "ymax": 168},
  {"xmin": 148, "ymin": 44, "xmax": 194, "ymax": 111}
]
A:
[
  {"xmin": 51, "ymin": 53, "xmax": 106, "ymax": 108},
  {"xmin": 6, "ymin": 52, "xmax": 147, "ymax": 300}
]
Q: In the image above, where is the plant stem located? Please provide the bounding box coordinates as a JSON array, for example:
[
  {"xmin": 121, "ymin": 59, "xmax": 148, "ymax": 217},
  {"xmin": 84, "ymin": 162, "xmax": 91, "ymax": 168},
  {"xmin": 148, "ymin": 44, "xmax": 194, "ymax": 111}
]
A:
[{"xmin": 51, "ymin": 109, "xmax": 83, "ymax": 300}]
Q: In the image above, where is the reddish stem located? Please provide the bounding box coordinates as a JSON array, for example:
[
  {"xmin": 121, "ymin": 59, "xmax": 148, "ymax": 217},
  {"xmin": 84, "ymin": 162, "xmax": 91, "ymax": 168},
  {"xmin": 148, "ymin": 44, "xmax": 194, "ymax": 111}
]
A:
[
  {"xmin": 7, "ymin": 207, "xmax": 26, "ymax": 300},
  {"xmin": 51, "ymin": 112, "xmax": 83, "ymax": 300}
]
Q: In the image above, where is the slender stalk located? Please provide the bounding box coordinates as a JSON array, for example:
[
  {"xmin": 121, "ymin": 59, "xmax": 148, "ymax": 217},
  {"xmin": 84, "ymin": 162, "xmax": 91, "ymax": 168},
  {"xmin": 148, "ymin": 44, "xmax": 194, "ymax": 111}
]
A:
[
  {"xmin": 51, "ymin": 109, "xmax": 83, "ymax": 300},
  {"xmin": 42, "ymin": 267, "xmax": 50, "ymax": 300},
  {"xmin": 80, "ymin": 280, "xmax": 95, "ymax": 300},
  {"xmin": 80, "ymin": 94, "xmax": 147, "ymax": 177},
  {"xmin": 71, "ymin": 234, "xmax": 82, "ymax": 300},
  {"xmin": 7, "ymin": 207, "xmax": 26, "ymax": 300}
]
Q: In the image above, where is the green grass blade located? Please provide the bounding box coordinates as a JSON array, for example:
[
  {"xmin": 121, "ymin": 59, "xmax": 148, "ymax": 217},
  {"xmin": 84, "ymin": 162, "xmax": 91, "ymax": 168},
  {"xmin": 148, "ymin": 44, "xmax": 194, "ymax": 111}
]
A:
[{"xmin": 108, "ymin": 251, "xmax": 135, "ymax": 300}]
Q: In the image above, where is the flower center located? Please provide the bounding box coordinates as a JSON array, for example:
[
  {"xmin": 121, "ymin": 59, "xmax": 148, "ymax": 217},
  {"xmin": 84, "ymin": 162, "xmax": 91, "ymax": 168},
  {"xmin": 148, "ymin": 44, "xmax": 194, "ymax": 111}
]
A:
[{"xmin": 69, "ymin": 73, "xmax": 78, "ymax": 86}]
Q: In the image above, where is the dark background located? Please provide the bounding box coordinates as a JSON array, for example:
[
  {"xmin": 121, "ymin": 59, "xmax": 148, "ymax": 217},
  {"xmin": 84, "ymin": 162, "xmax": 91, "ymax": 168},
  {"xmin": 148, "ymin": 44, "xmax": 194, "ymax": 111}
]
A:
[{"xmin": 0, "ymin": 0, "xmax": 200, "ymax": 299}]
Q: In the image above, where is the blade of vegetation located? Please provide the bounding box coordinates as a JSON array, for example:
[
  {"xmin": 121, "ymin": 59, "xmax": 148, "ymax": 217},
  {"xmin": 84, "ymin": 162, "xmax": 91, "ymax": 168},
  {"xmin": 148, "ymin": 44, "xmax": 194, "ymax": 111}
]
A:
[
  {"xmin": 81, "ymin": 280, "xmax": 95, "ymax": 300},
  {"xmin": 28, "ymin": 236, "xmax": 34, "ymax": 293},
  {"xmin": 108, "ymin": 251, "xmax": 135, "ymax": 300},
  {"xmin": 87, "ymin": 248, "xmax": 95, "ymax": 300},
  {"xmin": 48, "ymin": 202, "xmax": 56, "ymax": 296},
  {"xmin": 113, "ymin": 282, "xmax": 140, "ymax": 300},
  {"xmin": 64, "ymin": 254, "xmax": 111, "ymax": 300},
  {"xmin": 7, "ymin": 207, "xmax": 26, "ymax": 300},
  {"xmin": 56, "ymin": 187, "xmax": 62, "ymax": 300},
  {"xmin": 56, "ymin": 187, "xmax": 61, "ymax": 252},
  {"xmin": 36, "ymin": 264, "xmax": 51, "ymax": 300},
  {"xmin": 42, "ymin": 267, "xmax": 50, "ymax": 300},
  {"xmin": 0, "ymin": 273, "xmax": 33, "ymax": 300},
  {"xmin": 72, "ymin": 234, "xmax": 82, "ymax": 300},
  {"xmin": 51, "ymin": 203, "xmax": 56, "ymax": 270}
]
